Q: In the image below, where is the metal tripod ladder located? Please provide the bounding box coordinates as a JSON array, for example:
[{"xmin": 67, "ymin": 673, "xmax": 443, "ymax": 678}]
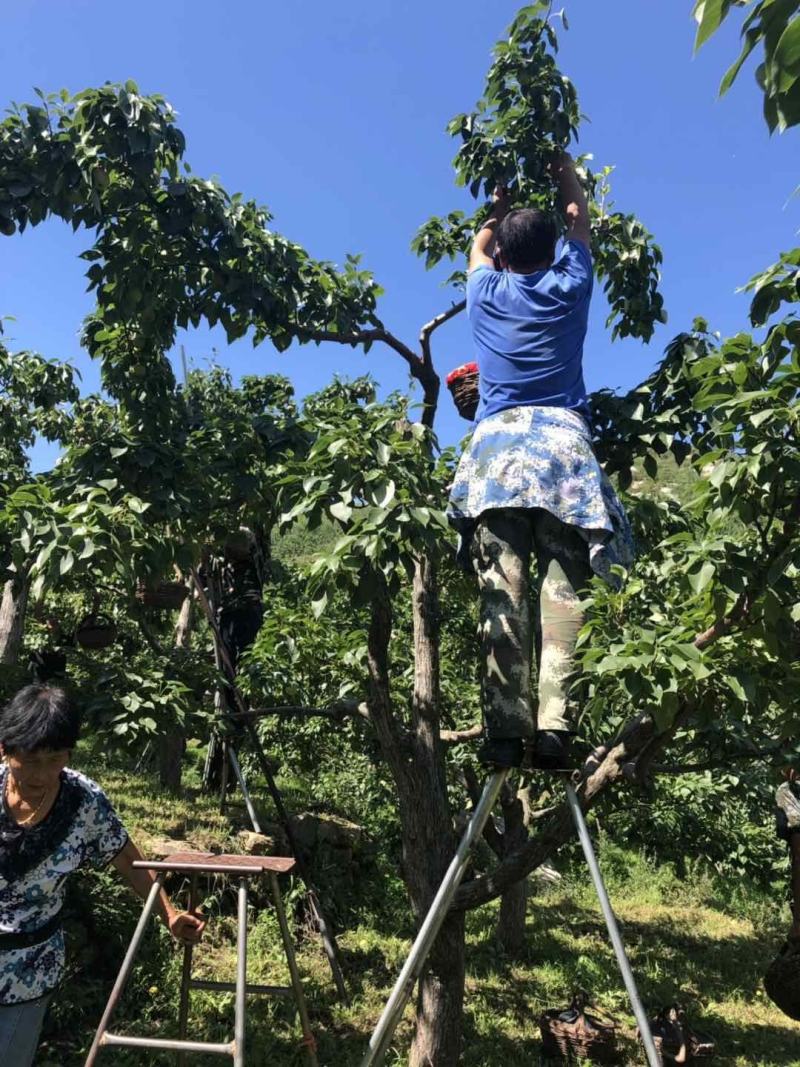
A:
[
  {"xmin": 361, "ymin": 771, "xmax": 661, "ymax": 1067},
  {"xmin": 190, "ymin": 566, "xmax": 349, "ymax": 1004},
  {"xmin": 85, "ymin": 852, "xmax": 318, "ymax": 1066}
]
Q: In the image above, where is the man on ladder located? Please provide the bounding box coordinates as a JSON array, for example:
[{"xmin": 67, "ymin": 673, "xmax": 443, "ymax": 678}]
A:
[
  {"xmin": 448, "ymin": 150, "xmax": 633, "ymax": 772},
  {"xmin": 362, "ymin": 156, "xmax": 661, "ymax": 1066}
]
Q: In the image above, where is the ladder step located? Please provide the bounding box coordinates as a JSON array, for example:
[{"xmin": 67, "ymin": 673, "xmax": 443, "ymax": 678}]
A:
[
  {"xmin": 102, "ymin": 1033, "xmax": 233, "ymax": 1055},
  {"xmin": 189, "ymin": 978, "xmax": 293, "ymax": 996}
]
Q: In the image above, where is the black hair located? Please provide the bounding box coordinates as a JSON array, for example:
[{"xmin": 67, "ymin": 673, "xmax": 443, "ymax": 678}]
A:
[
  {"xmin": 0, "ymin": 685, "xmax": 81, "ymax": 753},
  {"xmin": 495, "ymin": 208, "xmax": 557, "ymax": 271}
]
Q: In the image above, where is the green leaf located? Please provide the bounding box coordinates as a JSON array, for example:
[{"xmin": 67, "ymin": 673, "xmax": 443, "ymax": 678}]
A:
[
  {"xmin": 720, "ymin": 27, "xmax": 760, "ymax": 96},
  {"xmin": 371, "ymin": 480, "xmax": 396, "ymax": 509},
  {"xmin": 329, "ymin": 500, "xmax": 352, "ymax": 523},
  {"xmin": 376, "ymin": 442, "xmax": 391, "ymax": 466},
  {"xmin": 749, "ymin": 409, "xmax": 772, "ymax": 428},
  {"xmin": 726, "ymin": 675, "xmax": 748, "ymax": 702},
  {"xmin": 689, "ymin": 561, "xmax": 715, "ymax": 594},
  {"xmin": 59, "ymin": 550, "xmax": 75, "ymax": 576},
  {"xmin": 693, "ymin": 0, "xmax": 730, "ymax": 52},
  {"xmin": 773, "ymin": 17, "xmax": 800, "ymax": 85},
  {"xmin": 311, "ymin": 592, "xmax": 328, "ymax": 619}
]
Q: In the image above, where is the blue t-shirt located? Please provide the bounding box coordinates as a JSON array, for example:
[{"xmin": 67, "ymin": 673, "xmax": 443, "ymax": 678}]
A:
[{"xmin": 466, "ymin": 240, "xmax": 593, "ymax": 421}]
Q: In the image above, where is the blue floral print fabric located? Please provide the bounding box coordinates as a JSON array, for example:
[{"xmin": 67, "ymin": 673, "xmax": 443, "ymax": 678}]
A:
[
  {"xmin": 447, "ymin": 404, "xmax": 634, "ymax": 585},
  {"xmin": 0, "ymin": 766, "xmax": 128, "ymax": 1004}
]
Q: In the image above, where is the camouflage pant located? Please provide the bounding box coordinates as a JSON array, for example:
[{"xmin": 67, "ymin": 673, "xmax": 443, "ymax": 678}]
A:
[{"xmin": 471, "ymin": 508, "xmax": 592, "ymax": 738}]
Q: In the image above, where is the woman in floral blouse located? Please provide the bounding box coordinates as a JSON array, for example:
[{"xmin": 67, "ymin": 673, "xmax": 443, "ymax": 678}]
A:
[{"xmin": 0, "ymin": 684, "xmax": 205, "ymax": 1065}]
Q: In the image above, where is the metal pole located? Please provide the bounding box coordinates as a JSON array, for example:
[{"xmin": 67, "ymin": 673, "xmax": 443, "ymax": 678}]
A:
[
  {"xmin": 177, "ymin": 875, "xmax": 197, "ymax": 1067},
  {"xmin": 362, "ymin": 770, "xmax": 508, "ymax": 1067},
  {"xmin": 85, "ymin": 877, "xmax": 164, "ymax": 1066},
  {"xmin": 219, "ymin": 737, "xmax": 230, "ymax": 814},
  {"xmin": 234, "ymin": 878, "xmax": 248, "ymax": 1067},
  {"xmin": 564, "ymin": 782, "xmax": 660, "ymax": 1067},
  {"xmin": 270, "ymin": 872, "xmax": 320, "ymax": 1067},
  {"xmin": 227, "ymin": 744, "xmax": 264, "ymax": 835},
  {"xmin": 100, "ymin": 1034, "xmax": 232, "ymax": 1055}
]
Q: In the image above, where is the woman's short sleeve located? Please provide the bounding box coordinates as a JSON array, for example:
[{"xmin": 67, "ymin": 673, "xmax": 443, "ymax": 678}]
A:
[{"xmin": 78, "ymin": 779, "xmax": 129, "ymax": 868}]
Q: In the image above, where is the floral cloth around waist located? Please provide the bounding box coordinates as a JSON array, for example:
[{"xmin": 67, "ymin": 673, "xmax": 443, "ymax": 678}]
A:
[{"xmin": 446, "ymin": 404, "xmax": 634, "ymax": 585}]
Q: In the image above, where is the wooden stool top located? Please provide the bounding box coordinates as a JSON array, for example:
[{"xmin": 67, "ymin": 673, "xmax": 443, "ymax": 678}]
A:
[{"xmin": 133, "ymin": 851, "xmax": 296, "ymax": 876}]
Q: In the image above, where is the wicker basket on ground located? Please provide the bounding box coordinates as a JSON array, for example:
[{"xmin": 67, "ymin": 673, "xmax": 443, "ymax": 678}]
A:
[
  {"xmin": 75, "ymin": 613, "xmax": 117, "ymax": 650},
  {"xmin": 445, "ymin": 361, "xmax": 480, "ymax": 421},
  {"xmin": 135, "ymin": 581, "xmax": 189, "ymax": 611},
  {"xmin": 539, "ymin": 992, "xmax": 620, "ymax": 1064},
  {"xmin": 764, "ymin": 939, "xmax": 800, "ymax": 1021}
]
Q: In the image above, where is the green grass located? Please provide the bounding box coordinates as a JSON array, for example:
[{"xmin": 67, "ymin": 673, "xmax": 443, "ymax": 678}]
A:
[{"xmin": 37, "ymin": 754, "xmax": 800, "ymax": 1066}]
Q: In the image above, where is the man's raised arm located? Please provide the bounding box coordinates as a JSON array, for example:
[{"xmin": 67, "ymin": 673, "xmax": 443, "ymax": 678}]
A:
[
  {"xmin": 551, "ymin": 151, "xmax": 591, "ymax": 250},
  {"xmin": 468, "ymin": 186, "xmax": 510, "ymax": 273}
]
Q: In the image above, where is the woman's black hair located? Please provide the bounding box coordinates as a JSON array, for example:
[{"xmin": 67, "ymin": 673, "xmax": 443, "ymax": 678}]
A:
[{"xmin": 0, "ymin": 685, "xmax": 81, "ymax": 753}]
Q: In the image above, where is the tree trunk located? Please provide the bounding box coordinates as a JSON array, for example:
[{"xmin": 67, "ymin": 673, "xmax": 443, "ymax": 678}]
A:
[
  {"xmin": 409, "ymin": 910, "xmax": 466, "ymax": 1067},
  {"xmin": 496, "ymin": 786, "xmax": 528, "ymax": 957},
  {"xmin": 158, "ymin": 584, "xmax": 193, "ymax": 793},
  {"xmin": 365, "ymin": 559, "xmax": 466, "ymax": 1065},
  {"xmin": 0, "ymin": 572, "xmax": 29, "ymax": 665},
  {"xmin": 157, "ymin": 726, "xmax": 186, "ymax": 793},
  {"xmin": 406, "ymin": 557, "xmax": 466, "ymax": 1066}
]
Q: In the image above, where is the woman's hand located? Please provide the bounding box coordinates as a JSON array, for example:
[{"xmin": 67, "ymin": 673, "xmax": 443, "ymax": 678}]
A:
[{"xmin": 167, "ymin": 908, "xmax": 206, "ymax": 943}]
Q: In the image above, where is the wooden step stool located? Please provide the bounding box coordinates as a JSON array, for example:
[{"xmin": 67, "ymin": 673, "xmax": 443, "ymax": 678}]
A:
[{"xmin": 85, "ymin": 852, "xmax": 318, "ymax": 1066}]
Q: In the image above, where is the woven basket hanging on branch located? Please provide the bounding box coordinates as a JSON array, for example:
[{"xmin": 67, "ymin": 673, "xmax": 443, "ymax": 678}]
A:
[
  {"xmin": 539, "ymin": 992, "xmax": 620, "ymax": 1064},
  {"xmin": 75, "ymin": 612, "xmax": 117, "ymax": 650},
  {"xmin": 446, "ymin": 361, "xmax": 480, "ymax": 421},
  {"xmin": 135, "ymin": 581, "xmax": 189, "ymax": 611},
  {"xmin": 764, "ymin": 938, "xmax": 800, "ymax": 1021},
  {"xmin": 639, "ymin": 1005, "xmax": 716, "ymax": 1063}
]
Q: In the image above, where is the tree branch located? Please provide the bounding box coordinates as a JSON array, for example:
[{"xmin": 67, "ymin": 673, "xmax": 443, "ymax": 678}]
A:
[
  {"xmin": 229, "ymin": 700, "xmax": 371, "ymax": 723},
  {"xmin": 624, "ymin": 740, "xmax": 794, "ymax": 777},
  {"xmin": 419, "ymin": 299, "xmax": 466, "ymax": 371},
  {"xmin": 298, "ymin": 323, "xmax": 442, "ymax": 428},
  {"xmin": 299, "ymin": 326, "xmax": 422, "ymax": 373},
  {"xmin": 440, "ymin": 723, "xmax": 483, "ymax": 744}
]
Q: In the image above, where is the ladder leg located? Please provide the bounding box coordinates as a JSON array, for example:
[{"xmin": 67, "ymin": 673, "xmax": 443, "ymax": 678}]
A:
[
  {"xmin": 219, "ymin": 739, "xmax": 230, "ymax": 814},
  {"xmin": 84, "ymin": 877, "xmax": 164, "ymax": 1066},
  {"xmin": 233, "ymin": 878, "xmax": 248, "ymax": 1067},
  {"xmin": 564, "ymin": 782, "xmax": 660, "ymax": 1067},
  {"xmin": 177, "ymin": 875, "xmax": 198, "ymax": 1067},
  {"xmin": 227, "ymin": 744, "xmax": 264, "ymax": 834},
  {"xmin": 269, "ymin": 872, "xmax": 319, "ymax": 1067},
  {"xmin": 361, "ymin": 769, "xmax": 509, "ymax": 1067},
  {"xmin": 245, "ymin": 724, "xmax": 349, "ymax": 1004}
]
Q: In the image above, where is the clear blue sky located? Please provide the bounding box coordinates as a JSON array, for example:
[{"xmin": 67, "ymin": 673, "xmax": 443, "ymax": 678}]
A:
[{"xmin": 1, "ymin": 0, "xmax": 797, "ymax": 470}]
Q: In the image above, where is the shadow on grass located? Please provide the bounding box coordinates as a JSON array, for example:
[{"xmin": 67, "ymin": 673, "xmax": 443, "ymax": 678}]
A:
[{"xmin": 461, "ymin": 894, "xmax": 800, "ymax": 1066}]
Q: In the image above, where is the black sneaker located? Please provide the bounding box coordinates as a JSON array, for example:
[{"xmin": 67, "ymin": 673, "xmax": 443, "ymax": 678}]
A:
[
  {"xmin": 477, "ymin": 737, "xmax": 525, "ymax": 769},
  {"xmin": 532, "ymin": 730, "xmax": 573, "ymax": 772}
]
